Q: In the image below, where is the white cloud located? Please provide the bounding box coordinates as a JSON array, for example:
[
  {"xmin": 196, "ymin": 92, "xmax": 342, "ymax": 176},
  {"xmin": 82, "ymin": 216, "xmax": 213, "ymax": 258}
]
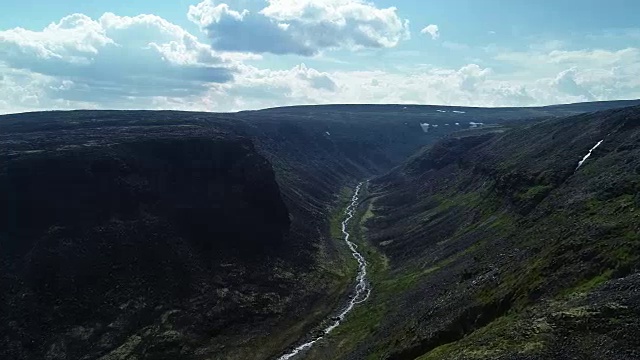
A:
[
  {"xmin": 421, "ymin": 24, "xmax": 439, "ymax": 40},
  {"xmin": 494, "ymin": 46, "xmax": 640, "ymax": 101},
  {"xmin": 188, "ymin": 0, "xmax": 410, "ymax": 56},
  {"xmin": 495, "ymin": 47, "xmax": 640, "ymax": 69},
  {"xmin": 1, "ymin": 7, "xmax": 639, "ymax": 115},
  {"xmin": 2, "ymin": 50, "xmax": 640, "ymax": 114},
  {"xmin": 216, "ymin": 54, "xmax": 640, "ymax": 111},
  {"xmin": 221, "ymin": 63, "xmax": 339, "ymax": 108},
  {"xmin": 553, "ymin": 67, "xmax": 595, "ymax": 101},
  {"xmin": 0, "ymin": 12, "xmax": 238, "ymax": 105},
  {"xmin": 211, "ymin": 63, "xmax": 537, "ymax": 110},
  {"xmin": 0, "ymin": 66, "xmax": 97, "ymax": 113}
]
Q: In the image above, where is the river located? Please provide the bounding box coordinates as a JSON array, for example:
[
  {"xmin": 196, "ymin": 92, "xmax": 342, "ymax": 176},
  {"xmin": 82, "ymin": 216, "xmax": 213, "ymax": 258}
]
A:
[{"xmin": 277, "ymin": 182, "xmax": 371, "ymax": 360}]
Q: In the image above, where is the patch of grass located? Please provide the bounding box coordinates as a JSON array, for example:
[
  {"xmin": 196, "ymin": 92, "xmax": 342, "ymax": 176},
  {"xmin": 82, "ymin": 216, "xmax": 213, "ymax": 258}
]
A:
[
  {"xmin": 360, "ymin": 199, "xmax": 376, "ymax": 227},
  {"xmin": 257, "ymin": 185, "xmax": 365, "ymax": 360},
  {"xmin": 330, "ymin": 186, "xmax": 355, "ymax": 238},
  {"xmin": 416, "ymin": 313, "xmax": 546, "ymax": 360},
  {"xmin": 562, "ymin": 269, "xmax": 614, "ymax": 296},
  {"xmin": 379, "ymin": 266, "xmax": 440, "ymax": 293},
  {"xmin": 316, "ymin": 186, "xmax": 359, "ymax": 277},
  {"xmin": 318, "ymin": 175, "xmax": 640, "ymax": 360},
  {"xmin": 516, "ymin": 184, "xmax": 553, "ymax": 202},
  {"xmin": 329, "ymin": 299, "xmax": 388, "ymax": 354},
  {"xmin": 307, "ymin": 183, "xmax": 395, "ymax": 359},
  {"xmin": 434, "ymin": 191, "xmax": 484, "ymax": 211}
]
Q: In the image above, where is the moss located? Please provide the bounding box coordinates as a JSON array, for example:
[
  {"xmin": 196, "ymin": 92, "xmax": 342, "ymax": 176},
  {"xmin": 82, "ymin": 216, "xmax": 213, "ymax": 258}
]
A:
[
  {"xmin": 417, "ymin": 343, "xmax": 456, "ymax": 360},
  {"xmin": 307, "ymin": 184, "xmax": 398, "ymax": 359},
  {"xmin": 435, "ymin": 192, "xmax": 484, "ymax": 211},
  {"xmin": 250, "ymin": 185, "xmax": 364, "ymax": 360},
  {"xmin": 360, "ymin": 200, "xmax": 376, "ymax": 227},
  {"xmin": 562, "ymin": 269, "xmax": 614, "ymax": 296},
  {"xmin": 379, "ymin": 266, "xmax": 440, "ymax": 293},
  {"xmin": 98, "ymin": 335, "xmax": 142, "ymax": 360},
  {"xmin": 516, "ymin": 184, "xmax": 553, "ymax": 201},
  {"xmin": 416, "ymin": 314, "xmax": 547, "ymax": 360},
  {"xmin": 329, "ymin": 300, "xmax": 388, "ymax": 353},
  {"xmin": 487, "ymin": 212, "xmax": 516, "ymax": 232},
  {"xmin": 330, "ymin": 187, "xmax": 355, "ymax": 239},
  {"xmin": 555, "ymin": 305, "xmax": 599, "ymax": 318}
]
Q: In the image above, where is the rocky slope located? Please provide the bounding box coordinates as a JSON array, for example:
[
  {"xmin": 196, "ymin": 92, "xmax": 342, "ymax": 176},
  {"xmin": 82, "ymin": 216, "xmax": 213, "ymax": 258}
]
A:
[
  {"xmin": 0, "ymin": 124, "xmax": 296, "ymax": 360},
  {"xmin": 1, "ymin": 100, "xmax": 639, "ymax": 359},
  {"xmin": 0, "ymin": 108, "xmax": 437, "ymax": 360},
  {"xmin": 305, "ymin": 105, "xmax": 640, "ymax": 360}
]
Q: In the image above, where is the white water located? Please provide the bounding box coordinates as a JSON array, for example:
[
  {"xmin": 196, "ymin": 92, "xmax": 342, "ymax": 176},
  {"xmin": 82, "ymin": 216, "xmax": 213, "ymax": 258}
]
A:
[
  {"xmin": 277, "ymin": 182, "xmax": 371, "ymax": 360},
  {"xmin": 576, "ymin": 139, "xmax": 604, "ymax": 170}
]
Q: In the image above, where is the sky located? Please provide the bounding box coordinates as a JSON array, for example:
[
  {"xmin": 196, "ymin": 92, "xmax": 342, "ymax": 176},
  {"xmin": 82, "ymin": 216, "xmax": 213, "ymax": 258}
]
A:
[{"xmin": 0, "ymin": 0, "xmax": 639, "ymax": 114}]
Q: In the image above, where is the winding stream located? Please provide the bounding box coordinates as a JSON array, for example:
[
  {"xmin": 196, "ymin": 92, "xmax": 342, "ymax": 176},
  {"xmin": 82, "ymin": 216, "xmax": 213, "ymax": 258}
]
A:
[{"xmin": 277, "ymin": 182, "xmax": 371, "ymax": 360}]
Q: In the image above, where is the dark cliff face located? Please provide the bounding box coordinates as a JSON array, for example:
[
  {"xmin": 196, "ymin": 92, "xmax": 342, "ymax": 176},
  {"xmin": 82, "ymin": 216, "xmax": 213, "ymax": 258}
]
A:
[
  {"xmin": 0, "ymin": 108, "xmax": 441, "ymax": 360},
  {"xmin": 0, "ymin": 109, "xmax": 439, "ymax": 360},
  {"xmin": 1, "ymin": 137, "xmax": 290, "ymax": 261},
  {"xmin": 0, "ymin": 131, "xmax": 292, "ymax": 359}
]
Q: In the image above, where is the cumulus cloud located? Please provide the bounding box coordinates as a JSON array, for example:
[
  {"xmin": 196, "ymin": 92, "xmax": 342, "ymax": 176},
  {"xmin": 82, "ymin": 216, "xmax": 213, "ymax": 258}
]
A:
[
  {"xmin": 495, "ymin": 47, "xmax": 640, "ymax": 70},
  {"xmin": 1, "ymin": 6, "xmax": 639, "ymax": 114},
  {"xmin": 494, "ymin": 46, "xmax": 640, "ymax": 102},
  {"xmin": 421, "ymin": 24, "xmax": 439, "ymax": 40},
  {"xmin": 553, "ymin": 67, "xmax": 595, "ymax": 101},
  {"xmin": 3, "ymin": 52, "xmax": 639, "ymax": 114},
  {"xmin": 223, "ymin": 63, "xmax": 339, "ymax": 108},
  {"xmin": 0, "ymin": 13, "xmax": 236, "ymax": 104},
  {"xmin": 188, "ymin": 0, "xmax": 410, "ymax": 56},
  {"xmin": 457, "ymin": 64, "xmax": 491, "ymax": 91},
  {"xmin": 210, "ymin": 63, "xmax": 543, "ymax": 110}
]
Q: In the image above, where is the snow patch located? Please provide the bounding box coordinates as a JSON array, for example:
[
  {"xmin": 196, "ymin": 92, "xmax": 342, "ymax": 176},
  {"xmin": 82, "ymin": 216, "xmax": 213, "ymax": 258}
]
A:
[{"xmin": 576, "ymin": 140, "xmax": 604, "ymax": 170}]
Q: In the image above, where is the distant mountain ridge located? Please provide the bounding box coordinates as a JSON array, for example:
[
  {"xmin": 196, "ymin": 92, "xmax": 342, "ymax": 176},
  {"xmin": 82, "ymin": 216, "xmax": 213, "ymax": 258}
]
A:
[{"xmin": 249, "ymin": 98, "xmax": 640, "ymax": 114}]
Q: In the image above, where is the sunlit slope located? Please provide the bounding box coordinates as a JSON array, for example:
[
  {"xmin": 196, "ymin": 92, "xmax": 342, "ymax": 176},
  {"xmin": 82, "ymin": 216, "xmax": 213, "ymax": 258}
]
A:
[{"xmin": 309, "ymin": 105, "xmax": 640, "ymax": 359}]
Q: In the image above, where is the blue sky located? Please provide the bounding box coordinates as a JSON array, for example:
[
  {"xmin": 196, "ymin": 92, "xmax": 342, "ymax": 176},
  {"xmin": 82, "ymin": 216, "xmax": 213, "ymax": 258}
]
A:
[{"xmin": 0, "ymin": 0, "xmax": 639, "ymax": 113}]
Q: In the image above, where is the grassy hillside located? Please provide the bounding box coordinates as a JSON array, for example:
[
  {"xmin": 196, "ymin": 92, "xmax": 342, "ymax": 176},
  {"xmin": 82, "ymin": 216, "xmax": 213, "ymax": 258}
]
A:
[{"xmin": 307, "ymin": 105, "xmax": 640, "ymax": 359}]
